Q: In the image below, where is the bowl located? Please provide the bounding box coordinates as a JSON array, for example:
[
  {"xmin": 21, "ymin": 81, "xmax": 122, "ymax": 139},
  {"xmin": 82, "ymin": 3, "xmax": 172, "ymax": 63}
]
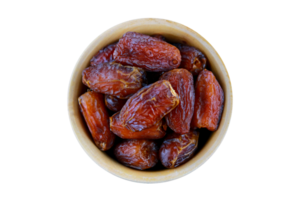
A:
[{"xmin": 68, "ymin": 18, "xmax": 233, "ymax": 183}]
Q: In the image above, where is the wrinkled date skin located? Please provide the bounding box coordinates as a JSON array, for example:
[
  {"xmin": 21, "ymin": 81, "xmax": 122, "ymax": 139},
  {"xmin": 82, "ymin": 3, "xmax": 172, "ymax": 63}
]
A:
[
  {"xmin": 78, "ymin": 91, "xmax": 115, "ymax": 151},
  {"xmin": 82, "ymin": 62, "xmax": 146, "ymax": 98},
  {"xmin": 110, "ymin": 112, "xmax": 167, "ymax": 139},
  {"xmin": 90, "ymin": 43, "xmax": 117, "ymax": 66},
  {"xmin": 105, "ymin": 95, "xmax": 127, "ymax": 112},
  {"xmin": 113, "ymin": 32, "xmax": 181, "ymax": 72},
  {"xmin": 192, "ymin": 69, "xmax": 224, "ymax": 131},
  {"xmin": 160, "ymin": 69, "xmax": 195, "ymax": 134},
  {"xmin": 174, "ymin": 43, "xmax": 207, "ymax": 76},
  {"xmin": 159, "ymin": 130, "xmax": 199, "ymax": 168},
  {"xmin": 114, "ymin": 139, "xmax": 159, "ymax": 170},
  {"xmin": 119, "ymin": 80, "xmax": 180, "ymax": 132}
]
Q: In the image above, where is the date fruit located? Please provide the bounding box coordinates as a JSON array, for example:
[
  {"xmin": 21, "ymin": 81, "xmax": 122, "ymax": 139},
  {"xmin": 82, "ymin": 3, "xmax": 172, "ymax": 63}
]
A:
[
  {"xmin": 78, "ymin": 91, "xmax": 115, "ymax": 151},
  {"xmin": 159, "ymin": 130, "xmax": 199, "ymax": 168},
  {"xmin": 82, "ymin": 62, "xmax": 146, "ymax": 98},
  {"xmin": 119, "ymin": 80, "xmax": 180, "ymax": 132},
  {"xmin": 160, "ymin": 69, "xmax": 195, "ymax": 134},
  {"xmin": 174, "ymin": 43, "xmax": 207, "ymax": 76},
  {"xmin": 90, "ymin": 43, "xmax": 117, "ymax": 66},
  {"xmin": 192, "ymin": 69, "xmax": 224, "ymax": 131},
  {"xmin": 110, "ymin": 112, "xmax": 167, "ymax": 139},
  {"xmin": 105, "ymin": 95, "xmax": 127, "ymax": 112},
  {"xmin": 113, "ymin": 32, "xmax": 181, "ymax": 72},
  {"xmin": 114, "ymin": 139, "xmax": 159, "ymax": 170},
  {"xmin": 151, "ymin": 34, "xmax": 166, "ymax": 41}
]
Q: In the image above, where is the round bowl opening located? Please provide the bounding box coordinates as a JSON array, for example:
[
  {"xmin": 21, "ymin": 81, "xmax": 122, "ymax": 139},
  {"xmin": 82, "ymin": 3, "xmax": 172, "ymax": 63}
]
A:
[{"xmin": 68, "ymin": 18, "xmax": 232, "ymax": 183}]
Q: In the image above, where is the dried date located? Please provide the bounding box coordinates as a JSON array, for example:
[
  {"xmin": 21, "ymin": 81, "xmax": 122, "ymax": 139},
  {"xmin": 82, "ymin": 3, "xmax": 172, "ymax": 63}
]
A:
[
  {"xmin": 82, "ymin": 62, "xmax": 146, "ymax": 98},
  {"xmin": 78, "ymin": 91, "xmax": 115, "ymax": 151},
  {"xmin": 105, "ymin": 95, "xmax": 127, "ymax": 112},
  {"xmin": 113, "ymin": 32, "xmax": 181, "ymax": 72},
  {"xmin": 90, "ymin": 43, "xmax": 117, "ymax": 66},
  {"xmin": 160, "ymin": 69, "xmax": 195, "ymax": 134},
  {"xmin": 159, "ymin": 130, "xmax": 199, "ymax": 168},
  {"xmin": 174, "ymin": 43, "xmax": 207, "ymax": 75},
  {"xmin": 119, "ymin": 80, "xmax": 179, "ymax": 132},
  {"xmin": 151, "ymin": 34, "xmax": 166, "ymax": 41},
  {"xmin": 110, "ymin": 112, "xmax": 167, "ymax": 139},
  {"xmin": 114, "ymin": 139, "xmax": 159, "ymax": 170},
  {"xmin": 192, "ymin": 69, "xmax": 224, "ymax": 131}
]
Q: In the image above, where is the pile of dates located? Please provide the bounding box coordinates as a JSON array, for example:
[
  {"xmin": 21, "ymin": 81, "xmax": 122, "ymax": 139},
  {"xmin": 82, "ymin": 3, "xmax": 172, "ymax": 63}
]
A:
[{"xmin": 78, "ymin": 32, "xmax": 224, "ymax": 170}]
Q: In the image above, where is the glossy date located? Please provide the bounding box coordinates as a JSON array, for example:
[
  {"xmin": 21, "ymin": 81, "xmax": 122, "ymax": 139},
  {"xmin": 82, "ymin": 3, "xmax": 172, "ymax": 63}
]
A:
[
  {"xmin": 113, "ymin": 32, "xmax": 181, "ymax": 72},
  {"xmin": 110, "ymin": 112, "xmax": 167, "ymax": 139},
  {"xmin": 82, "ymin": 62, "xmax": 146, "ymax": 98},
  {"xmin": 90, "ymin": 43, "xmax": 117, "ymax": 66},
  {"xmin": 192, "ymin": 69, "xmax": 224, "ymax": 131},
  {"xmin": 105, "ymin": 95, "xmax": 127, "ymax": 112},
  {"xmin": 119, "ymin": 80, "xmax": 179, "ymax": 132},
  {"xmin": 174, "ymin": 43, "xmax": 207, "ymax": 76},
  {"xmin": 159, "ymin": 130, "xmax": 199, "ymax": 168},
  {"xmin": 114, "ymin": 139, "xmax": 159, "ymax": 170},
  {"xmin": 78, "ymin": 91, "xmax": 115, "ymax": 151},
  {"xmin": 160, "ymin": 69, "xmax": 195, "ymax": 134}
]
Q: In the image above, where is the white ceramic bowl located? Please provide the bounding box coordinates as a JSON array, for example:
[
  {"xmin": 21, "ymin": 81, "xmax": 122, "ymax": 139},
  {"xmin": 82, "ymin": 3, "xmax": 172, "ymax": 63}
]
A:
[{"xmin": 68, "ymin": 18, "xmax": 233, "ymax": 183}]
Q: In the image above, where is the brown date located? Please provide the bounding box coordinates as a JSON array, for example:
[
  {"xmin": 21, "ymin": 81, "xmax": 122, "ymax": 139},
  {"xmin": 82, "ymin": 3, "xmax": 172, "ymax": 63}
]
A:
[
  {"xmin": 114, "ymin": 139, "xmax": 159, "ymax": 170},
  {"xmin": 78, "ymin": 91, "xmax": 115, "ymax": 151},
  {"xmin": 174, "ymin": 43, "xmax": 207, "ymax": 76},
  {"xmin": 119, "ymin": 80, "xmax": 180, "ymax": 132},
  {"xmin": 90, "ymin": 43, "xmax": 117, "ymax": 66},
  {"xmin": 151, "ymin": 34, "xmax": 166, "ymax": 41},
  {"xmin": 110, "ymin": 112, "xmax": 167, "ymax": 139},
  {"xmin": 82, "ymin": 62, "xmax": 146, "ymax": 98},
  {"xmin": 104, "ymin": 95, "xmax": 127, "ymax": 112},
  {"xmin": 159, "ymin": 130, "xmax": 199, "ymax": 168},
  {"xmin": 160, "ymin": 69, "xmax": 195, "ymax": 134},
  {"xmin": 192, "ymin": 69, "xmax": 224, "ymax": 131},
  {"xmin": 113, "ymin": 32, "xmax": 181, "ymax": 72}
]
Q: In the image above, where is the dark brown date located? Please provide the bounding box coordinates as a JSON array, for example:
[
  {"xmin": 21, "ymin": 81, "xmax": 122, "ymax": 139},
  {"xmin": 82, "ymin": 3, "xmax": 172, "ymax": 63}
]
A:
[
  {"xmin": 82, "ymin": 62, "xmax": 146, "ymax": 98},
  {"xmin": 119, "ymin": 80, "xmax": 179, "ymax": 132},
  {"xmin": 192, "ymin": 69, "xmax": 224, "ymax": 131},
  {"xmin": 174, "ymin": 43, "xmax": 207, "ymax": 76},
  {"xmin": 160, "ymin": 69, "xmax": 195, "ymax": 134},
  {"xmin": 151, "ymin": 34, "xmax": 166, "ymax": 41},
  {"xmin": 159, "ymin": 130, "xmax": 199, "ymax": 168},
  {"xmin": 113, "ymin": 32, "xmax": 181, "ymax": 72},
  {"xmin": 110, "ymin": 112, "xmax": 167, "ymax": 139},
  {"xmin": 90, "ymin": 43, "xmax": 117, "ymax": 66},
  {"xmin": 104, "ymin": 95, "xmax": 127, "ymax": 112},
  {"xmin": 114, "ymin": 139, "xmax": 158, "ymax": 170},
  {"xmin": 78, "ymin": 91, "xmax": 115, "ymax": 151}
]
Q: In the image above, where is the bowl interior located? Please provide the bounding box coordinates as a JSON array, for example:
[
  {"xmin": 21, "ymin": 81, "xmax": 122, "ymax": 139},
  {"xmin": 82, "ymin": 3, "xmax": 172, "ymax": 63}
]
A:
[{"xmin": 68, "ymin": 18, "xmax": 232, "ymax": 183}]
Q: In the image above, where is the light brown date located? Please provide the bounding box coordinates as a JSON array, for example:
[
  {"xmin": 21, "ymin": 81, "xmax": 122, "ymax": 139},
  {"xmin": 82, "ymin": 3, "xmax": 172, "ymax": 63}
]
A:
[
  {"xmin": 104, "ymin": 95, "xmax": 127, "ymax": 112},
  {"xmin": 114, "ymin": 139, "xmax": 159, "ymax": 170},
  {"xmin": 110, "ymin": 112, "xmax": 167, "ymax": 139},
  {"xmin": 78, "ymin": 91, "xmax": 115, "ymax": 151},
  {"xmin": 159, "ymin": 130, "xmax": 199, "ymax": 168},
  {"xmin": 113, "ymin": 32, "xmax": 181, "ymax": 72},
  {"xmin": 119, "ymin": 80, "xmax": 180, "ymax": 132},
  {"xmin": 192, "ymin": 69, "xmax": 224, "ymax": 131},
  {"xmin": 82, "ymin": 62, "xmax": 146, "ymax": 98},
  {"xmin": 160, "ymin": 69, "xmax": 195, "ymax": 134}
]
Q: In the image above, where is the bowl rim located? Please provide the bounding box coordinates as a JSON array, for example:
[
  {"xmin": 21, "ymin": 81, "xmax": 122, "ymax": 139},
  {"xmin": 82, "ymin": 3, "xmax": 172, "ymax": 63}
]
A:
[{"xmin": 68, "ymin": 18, "xmax": 233, "ymax": 183}]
